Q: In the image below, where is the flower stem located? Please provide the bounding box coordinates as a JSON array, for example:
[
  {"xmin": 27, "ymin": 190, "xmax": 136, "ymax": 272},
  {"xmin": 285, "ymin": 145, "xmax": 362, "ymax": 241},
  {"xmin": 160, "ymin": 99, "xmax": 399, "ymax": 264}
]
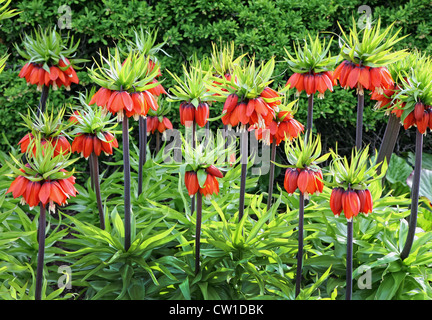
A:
[
  {"xmin": 239, "ymin": 127, "xmax": 248, "ymax": 221},
  {"xmin": 155, "ymin": 131, "xmax": 161, "ymax": 154},
  {"xmin": 346, "ymin": 220, "xmax": 353, "ymax": 300},
  {"xmin": 295, "ymin": 192, "xmax": 305, "ymax": 298},
  {"xmin": 266, "ymin": 138, "xmax": 277, "ymax": 212},
  {"xmin": 195, "ymin": 192, "xmax": 203, "ymax": 275},
  {"xmin": 138, "ymin": 116, "xmax": 147, "ymax": 195},
  {"xmin": 37, "ymin": 85, "xmax": 49, "ymax": 117},
  {"xmin": 223, "ymin": 124, "xmax": 229, "ymax": 151},
  {"xmin": 376, "ymin": 113, "xmax": 400, "ymax": 176},
  {"xmin": 356, "ymin": 92, "xmax": 365, "ymax": 150},
  {"xmin": 191, "ymin": 121, "xmax": 196, "ymax": 215},
  {"xmin": 205, "ymin": 121, "xmax": 210, "ymax": 144},
  {"xmin": 345, "ymin": 89, "xmax": 365, "ymax": 300},
  {"xmin": 307, "ymin": 94, "xmax": 314, "ymax": 136},
  {"xmin": 89, "ymin": 153, "xmax": 95, "ymax": 190},
  {"xmin": 400, "ymin": 128, "xmax": 423, "ymax": 260},
  {"xmin": 35, "ymin": 204, "xmax": 46, "ymax": 300},
  {"xmin": 122, "ymin": 112, "xmax": 131, "ymax": 251},
  {"xmin": 91, "ymin": 152, "xmax": 105, "ymax": 230}
]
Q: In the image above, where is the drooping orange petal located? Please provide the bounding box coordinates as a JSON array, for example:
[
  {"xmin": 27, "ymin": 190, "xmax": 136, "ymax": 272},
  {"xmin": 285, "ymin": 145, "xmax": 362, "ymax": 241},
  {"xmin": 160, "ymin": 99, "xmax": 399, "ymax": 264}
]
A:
[
  {"xmin": 230, "ymin": 105, "xmax": 240, "ymax": 127},
  {"xmin": 347, "ymin": 67, "xmax": 360, "ymax": 89},
  {"xmin": 163, "ymin": 117, "xmax": 173, "ymax": 130},
  {"xmin": 358, "ymin": 67, "xmax": 371, "ymax": 90},
  {"xmin": 38, "ymin": 68, "xmax": 46, "ymax": 86},
  {"xmin": 205, "ymin": 165, "xmax": 223, "ymax": 178},
  {"xmin": 297, "ymin": 169, "xmax": 309, "ymax": 194},
  {"xmin": 57, "ymin": 69, "xmax": 66, "ymax": 84},
  {"xmin": 305, "ymin": 74, "xmax": 315, "ymax": 95},
  {"xmin": 246, "ymin": 99, "xmax": 255, "ymax": 117},
  {"xmin": 185, "ymin": 171, "xmax": 199, "ymax": 196},
  {"xmin": 18, "ymin": 63, "xmax": 32, "ymax": 78},
  {"xmin": 96, "ymin": 88, "xmax": 113, "ymax": 107},
  {"xmin": 306, "ymin": 170, "xmax": 317, "ymax": 195},
  {"xmin": 49, "ymin": 66, "xmax": 60, "ymax": 81},
  {"xmin": 237, "ymin": 102, "xmax": 249, "ymax": 125},
  {"xmin": 25, "ymin": 181, "xmax": 41, "ymax": 208},
  {"xmin": 71, "ymin": 134, "xmax": 85, "ymax": 154},
  {"xmin": 330, "ymin": 187, "xmax": 344, "ymax": 216},
  {"xmin": 286, "ymin": 73, "xmax": 301, "ymax": 89},
  {"xmin": 364, "ymin": 189, "xmax": 373, "ymax": 214},
  {"xmin": 39, "ymin": 181, "xmax": 52, "ymax": 205},
  {"xmin": 284, "ymin": 168, "xmax": 299, "ymax": 194},
  {"xmin": 343, "ymin": 190, "xmax": 360, "ymax": 220},
  {"xmin": 104, "ymin": 132, "xmax": 118, "ymax": 148},
  {"xmin": 223, "ymin": 94, "xmax": 239, "ymax": 114},
  {"xmin": 417, "ymin": 111, "xmax": 429, "ymax": 134},
  {"xmin": 339, "ymin": 61, "xmax": 353, "ymax": 88},
  {"xmin": 414, "ymin": 102, "xmax": 425, "ymax": 122},
  {"xmin": 131, "ymin": 92, "xmax": 146, "ymax": 115},
  {"xmin": 332, "ymin": 61, "xmax": 346, "ymax": 81},
  {"xmin": 93, "ymin": 136, "xmax": 102, "ymax": 156},
  {"xmin": 143, "ymin": 91, "xmax": 158, "ymax": 111},
  {"xmin": 68, "ymin": 68, "xmax": 79, "ymax": 84},
  {"xmin": 7, "ymin": 176, "xmax": 28, "ymax": 199},
  {"xmin": 370, "ymin": 67, "xmax": 381, "ymax": 89},
  {"xmin": 107, "ymin": 91, "xmax": 122, "ymax": 114},
  {"xmin": 268, "ymin": 120, "xmax": 278, "ymax": 136},
  {"xmin": 121, "ymin": 91, "xmax": 134, "ymax": 112},
  {"xmin": 195, "ymin": 103, "xmax": 209, "ymax": 127},
  {"xmin": 83, "ymin": 135, "xmax": 94, "ymax": 158},
  {"xmin": 254, "ymin": 97, "xmax": 269, "ymax": 116},
  {"xmin": 50, "ymin": 181, "xmax": 67, "ymax": 205},
  {"xmin": 58, "ymin": 178, "xmax": 77, "ymax": 198}
]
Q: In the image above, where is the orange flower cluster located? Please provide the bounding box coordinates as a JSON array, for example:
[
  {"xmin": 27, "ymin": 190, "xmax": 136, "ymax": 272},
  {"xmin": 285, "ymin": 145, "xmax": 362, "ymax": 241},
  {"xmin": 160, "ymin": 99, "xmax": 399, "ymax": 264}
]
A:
[
  {"xmin": 402, "ymin": 101, "xmax": 432, "ymax": 134},
  {"xmin": 18, "ymin": 59, "xmax": 79, "ymax": 90},
  {"xmin": 89, "ymin": 88, "xmax": 158, "ymax": 119},
  {"xmin": 330, "ymin": 187, "xmax": 373, "ymax": 221},
  {"xmin": 71, "ymin": 132, "xmax": 118, "ymax": 158},
  {"xmin": 147, "ymin": 116, "xmax": 173, "ymax": 134},
  {"xmin": 179, "ymin": 102, "xmax": 210, "ymax": 127},
  {"xmin": 370, "ymin": 83, "xmax": 400, "ymax": 111},
  {"xmin": 333, "ymin": 60, "xmax": 393, "ymax": 93},
  {"xmin": 370, "ymin": 77, "xmax": 432, "ymax": 134},
  {"xmin": 283, "ymin": 167, "xmax": 324, "ymax": 197},
  {"xmin": 184, "ymin": 165, "xmax": 223, "ymax": 198},
  {"xmin": 7, "ymin": 168, "xmax": 78, "ymax": 212},
  {"xmin": 18, "ymin": 133, "xmax": 70, "ymax": 157},
  {"xmin": 286, "ymin": 71, "xmax": 335, "ymax": 98},
  {"xmin": 221, "ymin": 87, "xmax": 281, "ymax": 129},
  {"xmin": 254, "ymin": 110, "xmax": 304, "ymax": 146}
]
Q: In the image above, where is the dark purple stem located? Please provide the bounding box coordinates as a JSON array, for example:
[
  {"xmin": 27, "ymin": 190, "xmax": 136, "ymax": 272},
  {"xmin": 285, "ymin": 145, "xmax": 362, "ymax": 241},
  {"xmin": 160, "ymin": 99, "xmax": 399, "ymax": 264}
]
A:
[
  {"xmin": 91, "ymin": 152, "xmax": 105, "ymax": 229},
  {"xmin": 400, "ymin": 128, "xmax": 423, "ymax": 260},
  {"xmin": 122, "ymin": 113, "xmax": 131, "ymax": 251},
  {"xmin": 195, "ymin": 192, "xmax": 202, "ymax": 275},
  {"xmin": 295, "ymin": 192, "xmax": 305, "ymax": 298},
  {"xmin": 35, "ymin": 204, "xmax": 46, "ymax": 300}
]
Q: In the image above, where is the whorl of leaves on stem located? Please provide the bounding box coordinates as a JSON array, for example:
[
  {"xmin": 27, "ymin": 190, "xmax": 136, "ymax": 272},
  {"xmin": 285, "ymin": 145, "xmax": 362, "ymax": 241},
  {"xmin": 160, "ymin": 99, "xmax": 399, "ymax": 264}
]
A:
[{"xmin": 328, "ymin": 145, "xmax": 387, "ymax": 190}]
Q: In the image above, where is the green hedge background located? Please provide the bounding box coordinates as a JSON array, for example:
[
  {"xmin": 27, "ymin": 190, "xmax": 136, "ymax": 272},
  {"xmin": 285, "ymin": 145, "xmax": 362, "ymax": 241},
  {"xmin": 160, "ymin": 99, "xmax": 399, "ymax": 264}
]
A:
[{"xmin": 1, "ymin": 0, "xmax": 431, "ymax": 155}]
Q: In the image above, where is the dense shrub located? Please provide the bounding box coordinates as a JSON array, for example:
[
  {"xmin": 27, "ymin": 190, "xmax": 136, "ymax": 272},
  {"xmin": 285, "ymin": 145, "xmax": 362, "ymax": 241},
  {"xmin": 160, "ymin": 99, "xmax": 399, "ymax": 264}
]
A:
[{"xmin": 1, "ymin": 0, "xmax": 432, "ymax": 153}]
